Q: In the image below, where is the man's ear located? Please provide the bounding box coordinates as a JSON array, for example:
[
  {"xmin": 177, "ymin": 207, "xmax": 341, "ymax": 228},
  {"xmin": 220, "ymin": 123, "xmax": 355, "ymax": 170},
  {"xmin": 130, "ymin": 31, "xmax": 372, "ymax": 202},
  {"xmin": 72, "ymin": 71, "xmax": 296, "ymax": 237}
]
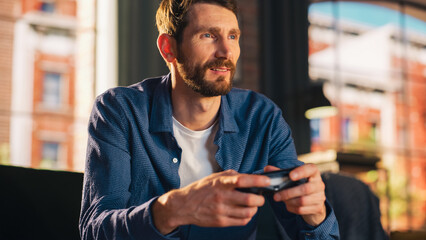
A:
[{"xmin": 157, "ymin": 33, "xmax": 177, "ymax": 63}]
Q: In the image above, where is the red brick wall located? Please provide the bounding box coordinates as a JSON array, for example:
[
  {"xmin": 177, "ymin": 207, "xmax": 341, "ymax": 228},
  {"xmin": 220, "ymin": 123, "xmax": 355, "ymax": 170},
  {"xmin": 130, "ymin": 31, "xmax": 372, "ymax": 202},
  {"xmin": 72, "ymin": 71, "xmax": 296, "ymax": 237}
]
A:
[
  {"xmin": 0, "ymin": 0, "xmax": 16, "ymax": 145},
  {"xmin": 32, "ymin": 52, "xmax": 75, "ymax": 170},
  {"xmin": 32, "ymin": 53, "xmax": 75, "ymax": 109},
  {"xmin": 22, "ymin": 0, "xmax": 76, "ymax": 16},
  {"xmin": 30, "ymin": 114, "xmax": 74, "ymax": 169},
  {"xmin": 394, "ymin": 57, "xmax": 426, "ymax": 224},
  {"xmin": 407, "ymin": 61, "xmax": 426, "ymax": 149}
]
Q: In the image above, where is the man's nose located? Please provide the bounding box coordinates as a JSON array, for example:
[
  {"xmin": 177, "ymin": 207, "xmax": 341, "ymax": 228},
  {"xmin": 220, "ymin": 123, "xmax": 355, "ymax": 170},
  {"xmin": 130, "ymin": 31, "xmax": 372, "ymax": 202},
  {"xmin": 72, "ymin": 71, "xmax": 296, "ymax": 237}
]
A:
[{"xmin": 215, "ymin": 39, "xmax": 233, "ymax": 59}]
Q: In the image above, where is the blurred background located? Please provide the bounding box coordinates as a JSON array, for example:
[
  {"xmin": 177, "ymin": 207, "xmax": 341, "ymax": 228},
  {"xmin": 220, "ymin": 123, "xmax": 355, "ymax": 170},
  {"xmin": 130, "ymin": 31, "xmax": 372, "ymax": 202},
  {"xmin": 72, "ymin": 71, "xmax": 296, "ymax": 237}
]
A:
[{"xmin": 0, "ymin": 0, "xmax": 424, "ymax": 237}]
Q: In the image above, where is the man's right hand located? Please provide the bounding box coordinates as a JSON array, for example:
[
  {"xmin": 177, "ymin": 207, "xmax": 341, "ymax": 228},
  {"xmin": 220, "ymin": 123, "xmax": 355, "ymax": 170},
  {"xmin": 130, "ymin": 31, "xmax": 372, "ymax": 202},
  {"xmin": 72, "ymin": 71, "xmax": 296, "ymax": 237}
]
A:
[{"xmin": 151, "ymin": 169, "xmax": 271, "ymax": 235}]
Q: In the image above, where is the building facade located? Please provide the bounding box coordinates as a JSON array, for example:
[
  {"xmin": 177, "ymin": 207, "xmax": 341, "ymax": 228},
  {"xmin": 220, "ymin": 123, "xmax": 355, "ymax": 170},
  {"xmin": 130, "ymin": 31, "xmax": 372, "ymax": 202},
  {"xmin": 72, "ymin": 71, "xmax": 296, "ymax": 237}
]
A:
[
  {"xmin": 1, "ymin": 0, "xmax": 95, "ymax": 171},
  {"xmin": 308, "ymin": 2, "xmax": 426, "ymax": 230}
]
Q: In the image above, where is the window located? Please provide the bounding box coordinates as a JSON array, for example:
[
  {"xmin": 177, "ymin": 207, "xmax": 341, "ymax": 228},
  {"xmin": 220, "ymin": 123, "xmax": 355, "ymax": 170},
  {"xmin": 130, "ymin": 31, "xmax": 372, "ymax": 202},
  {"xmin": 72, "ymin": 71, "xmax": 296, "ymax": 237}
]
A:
[
  {"xmin": 310, "ymin": 118, "xmax": 321, "ymax": 142},
  {"xmin": 368, "ymin": 122, "xmax": 378, "ymax": 143},
  {"xmin": 42, "ymin": 72, "xmax": 62, "ymax": 109},
  {"xmin": 308, "ymin": 1, "xmax": 426, "ymax": 232},
  {"xmin": 40, "ymin": 142, "xmax": 60, "ymax": 169},
  {"xmin": 40, "ymin": 1, "xmax": 56, "ymax": 13},
  {"xmin": 342, "ymin": 117, "xmax": 358, "ymax": 143}
]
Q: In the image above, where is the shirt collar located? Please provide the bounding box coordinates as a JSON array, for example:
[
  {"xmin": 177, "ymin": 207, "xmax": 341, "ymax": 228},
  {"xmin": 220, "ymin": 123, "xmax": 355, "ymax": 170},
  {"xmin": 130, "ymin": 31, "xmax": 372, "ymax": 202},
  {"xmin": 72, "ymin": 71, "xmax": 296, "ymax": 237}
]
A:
[
  {"xmin": 149, "ymin": 73, "xmax": 239, "ymax": 134},
  {"xmin": 219, "ymin": 95, "xmax": 239, "ymax": 133},
  {"xmin": 149, "ymin": 74, "xmax": 173, "ymax": 133}
]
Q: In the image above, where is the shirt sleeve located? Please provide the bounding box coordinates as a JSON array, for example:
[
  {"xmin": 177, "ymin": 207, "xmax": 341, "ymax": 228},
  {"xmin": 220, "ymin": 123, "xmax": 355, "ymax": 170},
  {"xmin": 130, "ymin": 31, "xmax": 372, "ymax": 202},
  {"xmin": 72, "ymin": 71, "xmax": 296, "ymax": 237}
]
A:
[
  {"xmin": 266, "ymin": 105, "xmax": 302, "ymax": 169},
  {"xmin": 268, "ymin": 197, "xmax": 340, "ymax": 239},
  {"xmin": 266, "ymin": 107, "xmax": 340, "ymax": 239},
  {"xmin": 296, "ymin": 200, "xmax": 340, "ymax": 239},
  {"xmin": 78, "ymin": 92, "xmax": 178, "ymax": 240}
]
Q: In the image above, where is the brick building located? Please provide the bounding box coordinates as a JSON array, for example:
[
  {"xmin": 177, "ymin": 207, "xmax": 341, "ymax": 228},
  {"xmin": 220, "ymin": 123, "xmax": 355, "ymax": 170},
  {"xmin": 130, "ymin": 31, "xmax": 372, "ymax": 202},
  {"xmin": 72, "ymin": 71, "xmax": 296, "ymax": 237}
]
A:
[
  {"xmin": 307, "ymin": 2, "xmax": 426, "ymax": 230},
  {"xmin": 10, "ymin": 0, "xmax": 77, "ymax": 170},
  {"xmin": 1, "ymin": 0, "xmax": 95, "ymax": 171}
]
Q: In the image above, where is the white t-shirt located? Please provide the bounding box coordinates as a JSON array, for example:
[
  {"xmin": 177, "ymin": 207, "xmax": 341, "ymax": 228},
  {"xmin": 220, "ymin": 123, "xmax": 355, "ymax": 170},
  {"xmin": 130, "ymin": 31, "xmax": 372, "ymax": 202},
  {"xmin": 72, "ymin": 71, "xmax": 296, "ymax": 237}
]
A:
[{"xmin": 172, "ymin": 117, "xmax": 221, "ymax": 188}]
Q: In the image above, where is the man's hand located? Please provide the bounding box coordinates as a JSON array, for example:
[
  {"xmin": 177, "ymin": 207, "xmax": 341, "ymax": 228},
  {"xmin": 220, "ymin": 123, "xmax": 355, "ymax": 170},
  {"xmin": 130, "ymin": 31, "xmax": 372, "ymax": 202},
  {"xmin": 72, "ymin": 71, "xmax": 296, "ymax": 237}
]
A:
[
  {"xmin": 152, "ymin": 170, "xmax": 271, "ymax": 235},
  {"xmin": 264, "ymin": 164, "xmax": 326, "ymax": 227}
]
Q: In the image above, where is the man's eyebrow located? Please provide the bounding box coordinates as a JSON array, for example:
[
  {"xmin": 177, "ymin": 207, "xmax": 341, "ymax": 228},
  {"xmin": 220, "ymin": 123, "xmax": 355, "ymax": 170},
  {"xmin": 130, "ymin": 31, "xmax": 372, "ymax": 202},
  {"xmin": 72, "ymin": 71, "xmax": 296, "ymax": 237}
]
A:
[
  {"xmin": 229, "ymin": 28, "xmax": 241, "ymax": 35},
  {"xmin": 195, "ymin": 26, "xmax": 241, "ymax": 35}
]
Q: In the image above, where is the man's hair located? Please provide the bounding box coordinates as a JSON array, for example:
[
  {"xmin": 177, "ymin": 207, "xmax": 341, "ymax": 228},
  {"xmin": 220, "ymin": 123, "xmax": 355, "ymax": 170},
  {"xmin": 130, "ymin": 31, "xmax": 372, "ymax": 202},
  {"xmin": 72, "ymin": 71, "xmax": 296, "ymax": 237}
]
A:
[{"xmin": 156, "ymin": 0, "xmax": 238, "ymax": 43}]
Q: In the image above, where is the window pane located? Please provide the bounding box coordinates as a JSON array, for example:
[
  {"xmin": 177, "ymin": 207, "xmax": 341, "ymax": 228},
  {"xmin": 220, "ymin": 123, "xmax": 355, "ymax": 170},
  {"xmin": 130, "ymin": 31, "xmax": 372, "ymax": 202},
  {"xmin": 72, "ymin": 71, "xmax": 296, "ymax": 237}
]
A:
[
  {"xmin": 40, "ymin": 142, "xmax": 59, "ymax": 169},
  {"xmin": 40, "ymin": 2, "xmax": 55, "ymax": 13},
  {"xmin": 43, "ymin": 72, "xmax": 62, "ymax": 108}
]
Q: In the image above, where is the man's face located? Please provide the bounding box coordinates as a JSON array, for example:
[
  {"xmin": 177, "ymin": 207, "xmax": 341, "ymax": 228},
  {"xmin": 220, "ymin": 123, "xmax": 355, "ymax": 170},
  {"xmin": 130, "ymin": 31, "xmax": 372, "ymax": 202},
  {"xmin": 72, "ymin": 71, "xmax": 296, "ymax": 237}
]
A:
[{"xmin": 175, "ymin": 3, "xmax": 240, "ymax": 97}]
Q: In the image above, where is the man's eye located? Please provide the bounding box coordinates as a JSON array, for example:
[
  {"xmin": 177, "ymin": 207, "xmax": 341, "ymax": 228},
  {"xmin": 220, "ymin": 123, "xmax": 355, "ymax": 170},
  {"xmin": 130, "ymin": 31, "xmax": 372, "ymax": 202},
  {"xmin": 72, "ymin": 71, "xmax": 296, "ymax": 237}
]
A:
[
  {"xmin": 229, "ymin": 35, "xmax": 237, "ymax": 40},
  {"xmin": 203, "ymin": 33, "xmax": 212, "ymax": 38}
]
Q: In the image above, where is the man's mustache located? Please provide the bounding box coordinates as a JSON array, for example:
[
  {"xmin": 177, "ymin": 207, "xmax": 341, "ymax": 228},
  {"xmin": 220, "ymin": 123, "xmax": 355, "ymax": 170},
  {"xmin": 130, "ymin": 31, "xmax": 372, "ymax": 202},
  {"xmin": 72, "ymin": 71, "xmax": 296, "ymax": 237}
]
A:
[{"xmin": 204, "ymin": 59, "xmax": 236, "ymax": 71}]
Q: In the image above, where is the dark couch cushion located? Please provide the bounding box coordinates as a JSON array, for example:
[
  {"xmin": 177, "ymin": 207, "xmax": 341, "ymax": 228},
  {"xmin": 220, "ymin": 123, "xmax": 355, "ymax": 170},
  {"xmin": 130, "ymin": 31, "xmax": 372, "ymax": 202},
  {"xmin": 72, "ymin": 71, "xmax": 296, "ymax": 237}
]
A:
[{"xmin": 0, "ymin": 165, "xmax": 83, "ymax": 240}]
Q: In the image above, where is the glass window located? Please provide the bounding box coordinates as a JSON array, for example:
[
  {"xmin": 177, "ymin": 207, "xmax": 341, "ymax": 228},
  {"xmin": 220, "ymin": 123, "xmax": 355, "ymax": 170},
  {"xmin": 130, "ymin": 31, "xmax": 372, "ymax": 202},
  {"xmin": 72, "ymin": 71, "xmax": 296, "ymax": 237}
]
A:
[
  {"xmin": 42, "ymin": 72, "xmax": 62, "ymax": 108},
  {"xmin": 40, "ymin": 142, "xmax": 60, "ymax": 169},
  {"xmin": 40, "ymin": 2, "xmax": 56, "ymax": 13},
  {"xmin": 309, "ymin": 1, "xmax": 426, "ymax": 232},
  {"xmin": 310, "ymin": 118, "xmax": 321, "ymax": 142}
]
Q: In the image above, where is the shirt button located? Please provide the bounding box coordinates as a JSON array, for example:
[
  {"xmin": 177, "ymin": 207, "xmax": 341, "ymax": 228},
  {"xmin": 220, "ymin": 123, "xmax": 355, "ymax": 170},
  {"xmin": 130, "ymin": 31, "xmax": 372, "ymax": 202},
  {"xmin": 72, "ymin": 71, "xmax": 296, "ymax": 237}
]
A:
[{"xmin": 172, "ymin": 158, "xmax": 178, "ymax": 164}]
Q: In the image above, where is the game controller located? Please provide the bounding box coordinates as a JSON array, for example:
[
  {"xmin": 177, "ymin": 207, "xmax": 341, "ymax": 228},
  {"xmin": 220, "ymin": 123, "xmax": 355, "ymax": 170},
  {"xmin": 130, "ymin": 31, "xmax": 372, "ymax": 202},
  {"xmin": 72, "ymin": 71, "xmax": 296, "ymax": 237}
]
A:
[{"xmin": 236, "ymin": 167, "xmax": 308, "ymax": 195}]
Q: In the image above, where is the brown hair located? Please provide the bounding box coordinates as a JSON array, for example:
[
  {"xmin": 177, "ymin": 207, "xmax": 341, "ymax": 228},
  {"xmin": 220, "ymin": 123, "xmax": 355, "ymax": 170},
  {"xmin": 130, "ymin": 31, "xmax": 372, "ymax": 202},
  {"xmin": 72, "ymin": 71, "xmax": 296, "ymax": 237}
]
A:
[{"xmin": 156, "ymin": 0, "xmax": 238, "ymax": 43}]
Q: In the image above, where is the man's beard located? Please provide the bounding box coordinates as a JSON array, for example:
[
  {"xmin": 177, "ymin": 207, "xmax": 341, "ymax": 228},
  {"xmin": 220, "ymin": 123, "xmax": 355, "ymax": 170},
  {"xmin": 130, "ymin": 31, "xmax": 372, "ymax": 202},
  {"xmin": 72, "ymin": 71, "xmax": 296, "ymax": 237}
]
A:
[{"xmin": 176, "ymin": 50, "xmax": 236, "ymax": 97}]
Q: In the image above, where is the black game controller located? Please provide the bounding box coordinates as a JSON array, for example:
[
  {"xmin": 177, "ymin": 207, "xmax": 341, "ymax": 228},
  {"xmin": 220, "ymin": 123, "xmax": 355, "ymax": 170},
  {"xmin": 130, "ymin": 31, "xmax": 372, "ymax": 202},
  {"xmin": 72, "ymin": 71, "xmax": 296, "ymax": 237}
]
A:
[{"xmin": 236, "ymin": 167, "xmax": 308, "ymax": 195}]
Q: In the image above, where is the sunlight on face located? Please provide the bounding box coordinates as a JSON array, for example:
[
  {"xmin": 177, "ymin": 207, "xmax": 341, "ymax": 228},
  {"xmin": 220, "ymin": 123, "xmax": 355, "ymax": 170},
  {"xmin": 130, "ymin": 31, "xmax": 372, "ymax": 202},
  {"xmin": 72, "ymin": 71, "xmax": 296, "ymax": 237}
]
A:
[{"xmin": 176, "ymin": 3, "xmax": 240, "ymax": 97}]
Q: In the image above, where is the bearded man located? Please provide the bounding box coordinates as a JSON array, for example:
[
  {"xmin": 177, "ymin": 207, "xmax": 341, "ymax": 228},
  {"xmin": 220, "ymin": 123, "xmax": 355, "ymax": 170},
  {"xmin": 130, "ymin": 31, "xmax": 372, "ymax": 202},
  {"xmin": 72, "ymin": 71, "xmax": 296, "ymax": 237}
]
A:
[{"xmin": 79, "ymin": 0, "xmax": 340, "ymax": 239}]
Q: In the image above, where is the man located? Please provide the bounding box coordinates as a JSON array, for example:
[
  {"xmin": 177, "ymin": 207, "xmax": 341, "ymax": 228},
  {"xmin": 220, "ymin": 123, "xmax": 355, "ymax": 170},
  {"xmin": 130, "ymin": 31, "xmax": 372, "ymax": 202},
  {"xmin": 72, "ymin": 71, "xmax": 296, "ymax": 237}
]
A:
[{"xmin": 79, "ymin": 0, "xmax": 339, "ymax": 239}]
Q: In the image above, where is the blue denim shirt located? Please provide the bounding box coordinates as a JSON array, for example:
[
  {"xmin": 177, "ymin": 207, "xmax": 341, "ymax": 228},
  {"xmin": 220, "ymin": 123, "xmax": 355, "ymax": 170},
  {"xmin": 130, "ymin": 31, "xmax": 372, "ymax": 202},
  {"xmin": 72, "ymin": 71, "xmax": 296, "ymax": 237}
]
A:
[{"xmin": 79, "ymin": 74, "xmax": 340, "ymax": 239}]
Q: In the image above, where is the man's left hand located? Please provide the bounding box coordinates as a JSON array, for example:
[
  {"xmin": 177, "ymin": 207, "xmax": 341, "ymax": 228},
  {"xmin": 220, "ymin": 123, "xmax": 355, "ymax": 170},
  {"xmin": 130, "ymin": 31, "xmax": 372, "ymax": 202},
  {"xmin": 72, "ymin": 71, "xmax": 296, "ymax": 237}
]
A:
[{"xmin": 264, "ymin": 164, "xmax": 326, "ymax": 226}]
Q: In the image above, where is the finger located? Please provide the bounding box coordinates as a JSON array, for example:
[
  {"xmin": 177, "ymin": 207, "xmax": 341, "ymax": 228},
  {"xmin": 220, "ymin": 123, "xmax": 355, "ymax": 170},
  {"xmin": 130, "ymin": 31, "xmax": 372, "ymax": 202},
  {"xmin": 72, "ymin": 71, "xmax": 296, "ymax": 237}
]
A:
[
  {"xmin": 229, "ymin": 191, "xmax": 266, "ymax": 207},
  {"xmin": 274, "ymin": 180, "xmax": 325, "ymax": 201},
  {"xmin": 289, "ymin": 164, "xmax": 320, "ymax": 181},
  {"xmin": 215, "ymin": 169, "xmax": 238, "ymax": 177},
  {"xmin": 220, "ymin": 204, "xmax": 259, "ymax": 219},
  {"xmin": 196, "ymin": 203, "xmax": 258, "ymax": 227},
  {"xmin": 286, "ymin": 203, "xmax": 326, "ymax": 216},
  {"xmin": 264, "ymin": 165, "xmax": 280, "ymax": 172},
  {"xmin": 284, "ymin": 192, "xmax": 326, "ymax": 208},
  {"xmin": 222, "ymin": 174, "xmax": 270, "ymax": 188},
  {"xmin": 204, "ymin": 170, "xmax": 239, "ymax": 188},
  {"xmin": 206, "ymin": 181, "xmax": 266, "ymax": 207},
  {"xmin": 206, "ymin": 215, "xmax": 254, "ymax": 228}
]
